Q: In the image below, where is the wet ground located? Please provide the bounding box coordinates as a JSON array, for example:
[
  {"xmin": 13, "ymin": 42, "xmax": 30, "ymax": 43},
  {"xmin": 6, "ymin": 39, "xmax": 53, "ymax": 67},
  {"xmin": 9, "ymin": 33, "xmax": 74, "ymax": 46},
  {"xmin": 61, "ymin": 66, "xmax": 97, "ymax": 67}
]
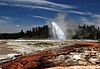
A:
[
  {"xmin": 0, "ymin": 40, "xmax": 100, "ymax": 69},
  {"xmin": 0, "ymin": 40, "xmax": 75, "ymax": 65}
]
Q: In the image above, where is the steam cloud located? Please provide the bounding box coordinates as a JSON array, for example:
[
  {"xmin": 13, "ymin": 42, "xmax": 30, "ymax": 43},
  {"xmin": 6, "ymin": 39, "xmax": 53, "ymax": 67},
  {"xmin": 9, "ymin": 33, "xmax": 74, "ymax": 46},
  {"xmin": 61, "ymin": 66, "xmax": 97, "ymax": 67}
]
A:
[{"xmin": 47, "ymin": 12, "xmax": 78, "ymax": 39}]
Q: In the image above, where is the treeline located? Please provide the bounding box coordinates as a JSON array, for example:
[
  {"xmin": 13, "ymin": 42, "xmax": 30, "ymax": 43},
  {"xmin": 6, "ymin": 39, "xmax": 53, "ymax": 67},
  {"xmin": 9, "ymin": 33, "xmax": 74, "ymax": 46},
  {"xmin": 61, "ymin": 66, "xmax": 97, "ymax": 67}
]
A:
[
  {"xmin": 0, "ymin": 24, "xmax": 100, "ymax": 39},
  {"xmin": 0, "ymin": 25, "xmax": 49, "ymax": 39},
  {"xmin": 72, "ymin": 24, "xmax": 100, "ymax": 39}
]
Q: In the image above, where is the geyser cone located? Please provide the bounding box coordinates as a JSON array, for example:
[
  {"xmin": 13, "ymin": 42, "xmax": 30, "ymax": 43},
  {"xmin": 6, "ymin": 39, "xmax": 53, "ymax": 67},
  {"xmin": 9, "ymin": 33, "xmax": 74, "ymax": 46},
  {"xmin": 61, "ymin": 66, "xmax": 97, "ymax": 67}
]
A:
[{"xmin": 52, "ymin": 22, "xmax": 66, "ymax": 40}]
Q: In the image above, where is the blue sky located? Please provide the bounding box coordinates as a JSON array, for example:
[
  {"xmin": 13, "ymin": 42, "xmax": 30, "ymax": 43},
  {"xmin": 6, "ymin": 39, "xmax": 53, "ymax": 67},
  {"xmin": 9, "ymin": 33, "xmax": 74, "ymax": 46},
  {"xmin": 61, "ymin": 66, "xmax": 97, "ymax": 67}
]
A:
[{"xmin": 0, "ymin": 0, "xmax": 100, "ymax": 33}]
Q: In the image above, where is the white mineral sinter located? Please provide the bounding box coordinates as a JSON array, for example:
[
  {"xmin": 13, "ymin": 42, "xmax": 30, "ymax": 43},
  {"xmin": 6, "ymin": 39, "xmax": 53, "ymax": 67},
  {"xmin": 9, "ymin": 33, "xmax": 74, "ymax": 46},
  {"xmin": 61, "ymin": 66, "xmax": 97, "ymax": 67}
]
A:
[
  {"xmin": 0, "ymin": 53, "xmax": 20, "ymax": 63},
  {"xmin": 72, "ymin": 54, "xmax": 81, "ymax": 60}
]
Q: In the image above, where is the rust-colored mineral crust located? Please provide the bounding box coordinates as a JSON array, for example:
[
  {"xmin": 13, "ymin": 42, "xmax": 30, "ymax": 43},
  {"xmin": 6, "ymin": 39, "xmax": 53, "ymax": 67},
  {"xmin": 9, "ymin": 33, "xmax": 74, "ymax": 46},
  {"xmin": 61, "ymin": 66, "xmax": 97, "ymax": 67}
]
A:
[{"xmin": 1, "ymin": 42, "xmax": 100, "ymax": 69}]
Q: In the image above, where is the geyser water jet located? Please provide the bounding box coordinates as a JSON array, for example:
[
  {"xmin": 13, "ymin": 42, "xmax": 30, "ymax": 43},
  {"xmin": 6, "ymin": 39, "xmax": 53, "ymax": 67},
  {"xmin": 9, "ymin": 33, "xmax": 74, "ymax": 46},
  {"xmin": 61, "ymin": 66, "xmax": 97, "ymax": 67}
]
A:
[
  {"xmin": 47, "ymin": 13, "xmax": 78, "ymax": 39},
  {"xmin": 52, "ymin": 22, "xmax": 66, "ymax": 40}
]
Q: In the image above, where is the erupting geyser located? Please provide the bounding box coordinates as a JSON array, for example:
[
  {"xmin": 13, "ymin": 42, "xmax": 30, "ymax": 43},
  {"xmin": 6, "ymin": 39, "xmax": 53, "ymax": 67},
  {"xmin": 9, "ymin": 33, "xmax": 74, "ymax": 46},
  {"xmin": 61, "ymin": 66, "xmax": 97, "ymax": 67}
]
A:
[{"xmin": 52, "ymin": 22, "xmax": 66, "ymax": 40}]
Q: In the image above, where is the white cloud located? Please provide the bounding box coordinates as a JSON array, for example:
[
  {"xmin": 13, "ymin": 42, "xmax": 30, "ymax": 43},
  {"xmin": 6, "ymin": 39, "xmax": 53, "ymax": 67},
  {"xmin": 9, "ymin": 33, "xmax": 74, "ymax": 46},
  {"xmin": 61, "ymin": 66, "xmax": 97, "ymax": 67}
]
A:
[
  {"xmin": 16, "ymin": 25, "xmax": 20, "ymax": 27},
  {"xmin": 0, "ymin": 16, "xmax": 11, "ymax": 26},
  {"xmin": 80, "ymin": 17, "xmax": 95, "ymax": 25},
  {"xmin": 0, "ymin": 19, "xmax": 9, "ymax": 26},
  {"xmin": 0, "ymin": 16, "xmax": 31, "ymax": 33},
  {"xmin": 68, "ymin": 10, "xmax": 86, "ymax": 15},
  {"xmin": 0, "ymin": 0, "xmax": 75, "ymax": 9},
  {"xmin": 80, "ymin": 13, "xmax": 100, "ymax": 27},
  {"xmin": 92, "ymin": 14, "xmax": 100, "ymax": 27},
  {"xmin": 0, "ymin": 25, "xmax": 32, "ymax": 33},
  {"xmin": 92, "ymin": 14, "xmax": 100, "ymax": 23},
  {"xmin": 0, "ymin": 0, "xmax": 75, "ymax": 12},
  {"xmin": 0, "ymin": 16, "xmax": 10, "ymax": 20},
  {"xmin": 31, "ymin": 15, "xmax": 50, "ymax": 20},
  {"xmin": 32, "ymin": 6, "xmax": 61, "ymax": 12},
  {"xmin": 0, "ymin": 2, "xmax": 61, "ymax": 12}
]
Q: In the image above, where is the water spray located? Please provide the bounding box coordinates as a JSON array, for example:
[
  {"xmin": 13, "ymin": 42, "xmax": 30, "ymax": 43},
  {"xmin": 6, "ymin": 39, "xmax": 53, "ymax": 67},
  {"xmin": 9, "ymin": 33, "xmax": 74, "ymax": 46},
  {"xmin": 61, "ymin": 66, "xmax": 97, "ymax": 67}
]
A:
[{"xmin": 52, "ymin": 22, "xmax": 66, "ymax": 40}]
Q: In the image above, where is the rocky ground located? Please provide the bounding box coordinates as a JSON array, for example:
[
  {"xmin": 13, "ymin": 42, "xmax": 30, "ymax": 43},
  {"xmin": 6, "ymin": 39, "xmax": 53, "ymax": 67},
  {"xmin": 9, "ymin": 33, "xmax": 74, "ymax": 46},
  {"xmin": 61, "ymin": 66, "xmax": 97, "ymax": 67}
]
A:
[{"xmin": 0, "ymin": 40, "xmax": 100, "ymax": 69}]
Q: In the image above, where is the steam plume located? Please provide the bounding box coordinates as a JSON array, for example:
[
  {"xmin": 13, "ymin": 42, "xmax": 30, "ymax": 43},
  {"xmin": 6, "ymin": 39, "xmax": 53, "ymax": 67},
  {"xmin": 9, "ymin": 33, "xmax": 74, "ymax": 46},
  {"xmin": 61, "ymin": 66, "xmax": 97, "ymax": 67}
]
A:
[{"xmin": 47, "ymin": 12, "xmax": 78, "ymax": 39}]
